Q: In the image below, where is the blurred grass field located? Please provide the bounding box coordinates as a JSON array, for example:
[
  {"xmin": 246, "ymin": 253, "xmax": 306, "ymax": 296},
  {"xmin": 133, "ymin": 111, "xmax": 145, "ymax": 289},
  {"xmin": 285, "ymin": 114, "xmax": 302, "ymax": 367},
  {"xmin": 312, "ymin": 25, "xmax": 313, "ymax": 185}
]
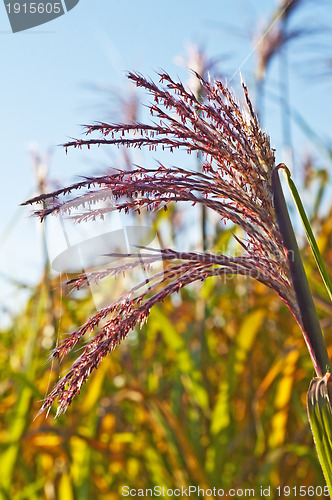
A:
[
  {"xmin": 2, "ymin": 2, "xmax": 332, "ymax": 496},
  {"xmin": 1, "ymin": 204, "xmax": 332, "ymax": 498}
]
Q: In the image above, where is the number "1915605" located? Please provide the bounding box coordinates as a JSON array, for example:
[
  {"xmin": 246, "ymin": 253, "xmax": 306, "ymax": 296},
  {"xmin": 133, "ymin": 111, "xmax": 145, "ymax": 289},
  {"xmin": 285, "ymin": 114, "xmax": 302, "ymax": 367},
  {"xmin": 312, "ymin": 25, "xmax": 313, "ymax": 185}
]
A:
[{"xmin": 6, "ymin": 2, "xmax": 62, "ymax": 14}]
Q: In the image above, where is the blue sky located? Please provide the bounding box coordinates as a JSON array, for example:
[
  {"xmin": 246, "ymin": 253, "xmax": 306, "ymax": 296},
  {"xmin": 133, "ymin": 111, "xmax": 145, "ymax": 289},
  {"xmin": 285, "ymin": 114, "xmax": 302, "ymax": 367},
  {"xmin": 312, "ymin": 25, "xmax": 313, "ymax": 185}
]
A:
[{"xmin": 1, "ymin": 0, "xmax": 332, "ymax": 324}]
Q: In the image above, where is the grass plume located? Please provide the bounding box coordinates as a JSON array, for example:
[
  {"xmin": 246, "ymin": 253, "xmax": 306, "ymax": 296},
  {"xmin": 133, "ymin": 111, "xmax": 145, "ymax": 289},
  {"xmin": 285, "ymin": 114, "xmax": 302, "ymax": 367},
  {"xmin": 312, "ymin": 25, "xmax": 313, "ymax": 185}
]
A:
[{"xmin": 23, "ymin": 71, "xmax": 306, "ymax": 415}]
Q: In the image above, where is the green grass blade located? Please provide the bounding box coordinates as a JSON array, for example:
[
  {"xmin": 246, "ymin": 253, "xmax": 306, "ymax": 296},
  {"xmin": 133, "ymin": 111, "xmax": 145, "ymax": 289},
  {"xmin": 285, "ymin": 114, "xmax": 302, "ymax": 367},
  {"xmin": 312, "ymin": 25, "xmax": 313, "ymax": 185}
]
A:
[
  {"xmin": 272, "ymin": 166, "xmax": 330, "ymax": 376},
  {"xmin": 307, "ymin": 374, "xmax": 332, "ymax": 496},
  {"xmin": 280, "ymin": 164, "xmax": 332, "ymax": 303},
  {"xmin": 149, "ymin": 306, "xmax": 209, "ymax": 412}
]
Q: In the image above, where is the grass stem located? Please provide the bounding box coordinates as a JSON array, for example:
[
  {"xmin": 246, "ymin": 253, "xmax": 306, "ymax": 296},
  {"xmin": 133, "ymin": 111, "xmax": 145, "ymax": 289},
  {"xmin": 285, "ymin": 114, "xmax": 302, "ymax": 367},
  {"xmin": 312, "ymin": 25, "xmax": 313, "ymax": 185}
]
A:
[{"xmin": 272, "ymin": 164, "xmax": 331, "ymax": 377}]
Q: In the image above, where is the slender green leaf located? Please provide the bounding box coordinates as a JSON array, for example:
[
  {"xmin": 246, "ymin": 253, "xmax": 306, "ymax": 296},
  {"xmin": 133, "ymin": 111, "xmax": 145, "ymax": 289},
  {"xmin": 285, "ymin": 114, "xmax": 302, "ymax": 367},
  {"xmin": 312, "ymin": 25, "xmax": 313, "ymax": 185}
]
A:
[
  {"xmin": 307, "ymin": 374, "xmax": 332, "ymax": 496},
  {"xmin": 280, "ymin": 165, "xmax": 332, "ymax": 303},
  {"xmin": 149, "ymin": 306, "xmax": 209, "ymax": 411}
]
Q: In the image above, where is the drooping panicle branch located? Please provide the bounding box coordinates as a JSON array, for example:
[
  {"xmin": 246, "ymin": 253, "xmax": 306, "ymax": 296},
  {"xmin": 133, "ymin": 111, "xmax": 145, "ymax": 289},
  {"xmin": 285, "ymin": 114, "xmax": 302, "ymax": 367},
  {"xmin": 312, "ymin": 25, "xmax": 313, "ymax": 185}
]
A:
[{"xmin": 24, "ymin": 72, "xmax": 302, "ymax": 415}]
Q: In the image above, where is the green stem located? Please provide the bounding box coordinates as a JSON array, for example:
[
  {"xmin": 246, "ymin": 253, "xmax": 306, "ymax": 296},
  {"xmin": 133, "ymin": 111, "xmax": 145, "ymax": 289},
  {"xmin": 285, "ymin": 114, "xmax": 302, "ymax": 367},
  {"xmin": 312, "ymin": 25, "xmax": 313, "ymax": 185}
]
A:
[
  {"xmin": 272, "ymin": 164, "xmax": 331, "ymax": 377},
  {"xmin": 307, "ymin": 374, "xmax": 332, "ymax": 494}
]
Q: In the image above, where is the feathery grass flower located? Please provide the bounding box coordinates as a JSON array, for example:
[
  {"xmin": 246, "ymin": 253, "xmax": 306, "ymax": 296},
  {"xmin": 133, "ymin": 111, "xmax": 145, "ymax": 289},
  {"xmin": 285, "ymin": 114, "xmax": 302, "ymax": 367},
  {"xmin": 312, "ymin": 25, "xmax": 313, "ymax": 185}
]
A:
[{"xmin": 24, "ymin": 72, "xmax": 309, "ymax": 415}]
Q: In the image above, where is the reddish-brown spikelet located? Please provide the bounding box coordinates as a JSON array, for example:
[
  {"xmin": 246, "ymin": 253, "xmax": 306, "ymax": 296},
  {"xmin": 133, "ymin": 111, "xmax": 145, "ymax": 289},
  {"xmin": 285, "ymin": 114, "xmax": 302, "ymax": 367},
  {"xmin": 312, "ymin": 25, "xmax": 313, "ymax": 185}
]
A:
[{"xmin": 23, "ymin": 72, "xmax": 300, "ymax": 416}]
